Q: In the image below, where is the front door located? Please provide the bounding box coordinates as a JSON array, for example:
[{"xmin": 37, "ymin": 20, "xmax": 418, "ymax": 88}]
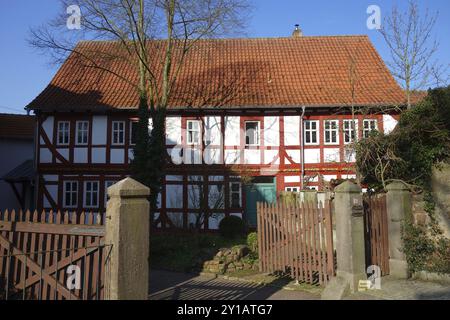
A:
[{"xmin": 244, "ymin": 177, "xmax": 276, "ymax": 227}]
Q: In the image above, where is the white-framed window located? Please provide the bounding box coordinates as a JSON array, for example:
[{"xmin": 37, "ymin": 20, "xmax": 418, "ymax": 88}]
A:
[
  {"xmin": 63, "ymin": 181, "xmax": 78, "ymax": 208},
  {"xmin": 363, "ymin": 119, "xmax": 378, "ymax": 138},
  {"xmin": 187, "ymin": 120, "xmax": 201, "ymax": 145},
  {"xmin": 285, "ymin": 187, "xmax": 299, "ymax": 192},
  {"xmin": 104, "ymin": 180, "xmax": 116, "ymax": 205},
  {"xmin": 76, "ymin": 121, "xmax": 89, "ymax": 145},
  {"xmin": 343, "ymin": 119, "xmax": 357, "ymax": 144},
  {"xmin": 84, "ymin": 181, "xmax": 99, "ymax": 208},
  {"xmin": 304, "ymin": 120, "xmax": 319, "ymax": 145},
  {"xmin": 112, "ymin": 121, "xmax": 125, "ymax": 145},
  {"xmin": 57, "ymin": 121, "xmax": 70, "ymax": 145},
  {"xmin": 245, "ymin": 121, "xmax": 260, "ymax": 146},
  {"xmin": 324, "ymin": 120, "xmax": 339, "ymax": 145},
  {"xmin": 130, "ymin": 121, "xmax": 138, "ymax": 145},
  {"xmin": 229, "ymin": 182, "xmax": 241, "ymax": 208}
]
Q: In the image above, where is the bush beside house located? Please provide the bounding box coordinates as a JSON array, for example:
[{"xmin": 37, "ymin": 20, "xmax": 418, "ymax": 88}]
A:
[{"xmin": 356, "ymin": 86, "xmax": 450, "ymax": 274}]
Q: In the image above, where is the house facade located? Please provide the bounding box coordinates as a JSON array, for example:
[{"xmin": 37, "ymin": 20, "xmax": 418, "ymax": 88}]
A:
[
  {"xmin": 27, "ymin": 35, "xmax": 406, "ymax": 230},
  {"xmin": 0, "ymin": 113, "xmax": 35, "ymax": 210}
]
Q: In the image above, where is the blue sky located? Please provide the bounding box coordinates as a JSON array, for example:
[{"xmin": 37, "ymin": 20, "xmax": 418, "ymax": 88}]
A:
[{"xmin": 0, "ymin": 0, "xmax": 449, "ymax": 114}]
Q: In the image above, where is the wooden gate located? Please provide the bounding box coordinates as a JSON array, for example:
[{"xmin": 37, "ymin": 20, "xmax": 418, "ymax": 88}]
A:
[
  {"xmin": 363, "ymin": 194, "xmax": 390, "ymax": 276},
  {"xmin": 0, "ymin": 209, "xmax": 110, "ymax": 300},
  {"xmin": 257, "ymin": 200, "xmax": 335, "ymax": 286}
]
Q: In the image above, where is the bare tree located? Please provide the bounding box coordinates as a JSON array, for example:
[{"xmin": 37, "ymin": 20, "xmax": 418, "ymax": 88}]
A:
[
  {"xmin": 29, "ymin": 0, "xmax": 250, "ymax": 214},
  {"xmin": 380, "ymin": 0, "xmax": 448, "ymax": 108}
]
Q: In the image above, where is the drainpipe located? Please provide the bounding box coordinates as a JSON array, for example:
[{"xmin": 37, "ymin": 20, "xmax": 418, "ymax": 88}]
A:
[{"xmin": 300, "ymin": 106, "xmax": 306, "ymax": 190}]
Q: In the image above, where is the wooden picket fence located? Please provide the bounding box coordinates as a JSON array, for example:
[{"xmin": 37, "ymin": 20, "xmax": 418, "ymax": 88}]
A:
[
  {"xmin": 257, "ymin": 200, "xmax": 335, "ymax": 286},
  {"xmin": 0, "ymin": 209, "xmax": 110, "ymax": 300},
  {"xmin": 363, "ymin": 194, "xmax": 390, "ymax": 276}
]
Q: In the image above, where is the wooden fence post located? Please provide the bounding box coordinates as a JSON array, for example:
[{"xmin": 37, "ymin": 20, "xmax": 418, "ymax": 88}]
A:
[
  {"xmin": 105, "ymin": 178, "xmax": 150, "ymax": 300},
  {"xmin": 386, "ymin": 182, "xmax": 411, "ymax": 279},
  {"xmin": 322, "ymin": 181, "xmax": 366, "ymax": 300}
]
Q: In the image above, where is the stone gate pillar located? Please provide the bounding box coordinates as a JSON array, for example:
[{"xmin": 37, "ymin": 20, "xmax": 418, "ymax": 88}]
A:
[
  {"xmin": 105, "ymin": 177, "xmax": 150, "ymax": 300},
  {"xmin": 386, "ymin": 181, "xmax": 411, "ymax": 279},
  {"xmin": 322, "ymin": 181, "xmax": 366, "ymax": 299}
]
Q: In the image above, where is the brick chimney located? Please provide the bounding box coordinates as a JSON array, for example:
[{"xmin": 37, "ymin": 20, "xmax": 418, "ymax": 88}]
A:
[{"xmin": 292, "ymin": 24, "xmax": 302, "ymax": 37}]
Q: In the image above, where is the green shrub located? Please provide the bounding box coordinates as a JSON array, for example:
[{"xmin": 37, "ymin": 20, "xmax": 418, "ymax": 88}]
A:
[
  {"xmin": 247, "ymin": 232, "xmax": 258, "ymax": 253},
  {"xmin": 219, "ymin": 216, "xmax": 246, "ymax": 239},
  {"xmin": 402, "ymin": 222, "xmax": 435, "ymax": 273}
]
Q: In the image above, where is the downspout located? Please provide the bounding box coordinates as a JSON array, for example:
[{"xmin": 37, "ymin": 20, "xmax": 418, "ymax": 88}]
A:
[{"xmin": 300, "ymin": 106, "xmax": 306, "ymax": 190}]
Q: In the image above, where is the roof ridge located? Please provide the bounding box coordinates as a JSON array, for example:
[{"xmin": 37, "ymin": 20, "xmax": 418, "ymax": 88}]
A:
[{"xmin": 77, "ymin": 35, "xmax": 369, "ymax": 44}]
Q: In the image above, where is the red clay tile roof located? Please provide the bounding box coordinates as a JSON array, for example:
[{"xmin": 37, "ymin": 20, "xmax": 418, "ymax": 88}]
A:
[
  {"xmin": 0, "ymin": 113, "xmax": 35, "ymax": 139},
  {"xmin": 27, "ymin": 36, "xmax": 407, "ymax": 111}
]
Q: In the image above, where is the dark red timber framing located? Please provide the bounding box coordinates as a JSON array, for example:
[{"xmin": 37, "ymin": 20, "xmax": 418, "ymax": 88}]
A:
[{"xmin": 35, "ymin": 108, "xmax": 397, "ymax": 230}]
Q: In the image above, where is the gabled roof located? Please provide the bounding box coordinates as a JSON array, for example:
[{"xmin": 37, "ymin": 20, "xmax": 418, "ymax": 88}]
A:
[
  {"xmin": 0, "ymin": 113, "xmax": 35, "ymax": 139},
  {"xmin": 27, "ymin": 36, "xmax": 406, "ymax": 111}
]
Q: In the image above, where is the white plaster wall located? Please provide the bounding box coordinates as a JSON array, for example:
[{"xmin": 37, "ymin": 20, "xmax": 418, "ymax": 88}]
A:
[
  {"xmin": 304, "ymin": 149, "xmax": 320, "ymax": 163},
  {"xmin": 41, "ymin": 116, "xmax": 54, "ymax": 144},
  {"xmin": 43, "ymin": 185, "xmax": 58, "ymax": 208},
  {"xmin": 74, "ymin": 148, "xmax": 88, "ymax": 163},
  {"xmin": 264, "ymin": 150, "xmax": 279, "ymax": 164},
  {"xmin": 128, "ymin": 150, "xmax": 134, "ymax": 162},
  {"xmin": 166, "ymin": 175, "xmax": 183, "ymax": 182},
  {"xmin": 40, "ymin": 148, "xmax": 52, "ymax": 163},
  {"xmin": 224, "ymin": 116, "xmax": 240, "ymax": 146},
  {"xmin": 57, "ymin": 148, "xmax": 69, "ymax": 161},
  {"xmin": 323, "ymin": 175, "xmax": 337, "ymax": 181},
  {"xmin": 92, "ymin": 116, "xmax": 107, "ymax": 145},
  {"xmin": 154, "ymin": 212, "xmax": 161, "ymax": 228},
  {"xmin": 204, "ymin": 147, "xmax": 221, "ymax": 165},
  {"xmin": 344, "ymin": 147, "xmax": 356, "ymax": 163},
  {"xmin": 209, "ymin": 176, "xmax": 224, "ymax": 182},
  {"xmin": 230, "ymin": 213, "xmax": 243, "ymax": 219},
  {"xmin": 167, "ymin": 212, "xmax": 184, "ymax": 228},
  {"xmin": 224, "ymin": 149, "xmax": 241, "ymax": 164},
  {"xmin": 204, "ymin": 116, "xmax": 221, "ymax": 145},
  {"xmin": 208, "ymin": 185, "xmax": 224, "ymax": 209},
  {"xmin": 110, "ymin": 149, "xmax": 125, "ymax": 164},
  {"xmin": 284, "ymin": 116, "xmax": 300, "ymax": 146},
  {"xmin": 263, "ymin": 116, "xmax": 279, "ymax": 146},
  {"xmin": 43, "ymin": 175, "xmax": 58, "ymax": 182},
  {"xmin": 188, "ymin": 213, "xmax": 199, "ymax": 228},
  {"xmin": 187, "ymin": 184, "xmax": 201, "ymax": 209},
  {"xmin": 166, "ymin": 116, "xmax": 182, "ymax": 145},
  {"xmin": 92, "ymin": 148, "xmax": 106, "ymax": 163},
  {"xmin": 286, "ymin": 150, "xmax": 301, "ymax": 164},
  {"xmin": 184, "ymin": 147, "xmax": 202, "ymax": 164},
  {"xmin": 244, "ymin": 149, "xmax": 260, "ymax": 164},
  {"xmin": 383, "ymin": 115, "xmax": 398, "ymax": 134},
  {"xmin": 209, "ymin": 213, "xmax": 225, "ymax": 230},
  {"xmin": 166, "ymin": 184, "xmax": 183, "ymax": 208},
  {"xmin": 285, "ymin": 176, "xmax": 301, "ymax": 183},
  {"xmin": 323, "ymin": 148, "xmax": 340, "ymax": 163}
]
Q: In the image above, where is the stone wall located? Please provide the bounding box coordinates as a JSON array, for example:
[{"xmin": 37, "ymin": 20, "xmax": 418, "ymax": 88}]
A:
[{"xmin": 431, "ymin": 163, "xmax": 450, "ymax": 238}]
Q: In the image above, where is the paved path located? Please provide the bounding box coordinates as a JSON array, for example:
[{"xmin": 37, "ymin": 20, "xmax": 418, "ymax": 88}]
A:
[
  {"xmin": 347, "ymin": 276, "xmax": 450, "ymax": 300},
  {"xmin": 150, "ymin": 270, "xmax": 450, "ymax": 300},
  {"xmin": 149, "ymin": 270, "xmax": 320, "ymax": 300}
]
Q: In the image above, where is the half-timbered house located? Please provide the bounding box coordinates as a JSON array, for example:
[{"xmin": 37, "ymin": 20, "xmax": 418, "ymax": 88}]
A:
[{"xmin": 26, "ymin": 33, "xmax": 407, "ymax": 230}]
